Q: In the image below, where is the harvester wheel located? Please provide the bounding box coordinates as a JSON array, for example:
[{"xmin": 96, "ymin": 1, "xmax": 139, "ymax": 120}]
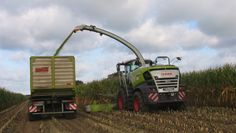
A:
[
  {"xmin": 133, "ymin": 92, "xmax": 148, "ymax": 112},
  {"xmin": 174, "ymin": 103, "xmax": 186, "ymax": 111},
  {"xmin": 117, "ymin": 89, "xmax": 127, "ymax": 110}
]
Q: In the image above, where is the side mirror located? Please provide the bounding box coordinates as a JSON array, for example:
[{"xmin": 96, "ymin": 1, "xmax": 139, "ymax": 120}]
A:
[
  {"xmin": 117, "ymin": 67, "xmax": 120, "ymax": 72},
  {"xmin": 116, "ymin": 64, "xmax": 120, "ymax": 71},
  {"xmin": 176, "ymin": 57, "xmax": 182, "ymax": 61},
  {"xmin": 171, "ymin": 57, "xmax": 182, "ymax": 65}
]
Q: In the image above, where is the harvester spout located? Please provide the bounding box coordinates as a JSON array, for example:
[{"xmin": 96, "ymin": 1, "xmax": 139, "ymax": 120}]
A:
[{"xmin": 54, "ymin": 24, "xmax": 146, "ymax": 66}]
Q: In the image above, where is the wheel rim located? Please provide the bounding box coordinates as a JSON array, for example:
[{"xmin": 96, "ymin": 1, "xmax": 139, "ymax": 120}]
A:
[
  {"xmin": 133, "ymin": 96, "xmax": 140, "ymax": 112},
  {"xmin": 118, "ymin": 96, "xmax": 123, "ymax": 110}
]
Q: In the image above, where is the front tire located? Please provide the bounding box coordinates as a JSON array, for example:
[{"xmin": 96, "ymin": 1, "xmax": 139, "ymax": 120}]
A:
[
  {"xmin": 117, "ymin": 89, "xmax": 127, "ymax": 110},
  {"xmin": 133, "ymin": 92, "xmax": 148, "ymax": 112},
  {"xmin": 173, "ymin": 102, "xmax": 186, "ymax": 111}
]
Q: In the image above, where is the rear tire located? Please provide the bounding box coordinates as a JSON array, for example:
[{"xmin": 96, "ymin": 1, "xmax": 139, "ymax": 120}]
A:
[
  {"xmin": 173, "ymin": 103, "xmax": 186, "ymax": 111},
  {"xmin": 28, "ymin": 113, "xmax": 38, "ymax": 121},
  {"xmin": 178, "ymin": 103, "xmax": 186, "ymax": 111},
  {"xmin": 133, "ymin": 92, "xmax": 148, "ymax": 112},
  {"xmin": 64, "ymin": 112, "xmax": 76, "ymax": 119},
  {"xmin": 117, "ymin": 89, "xmax": 127, "ymax": 110}
]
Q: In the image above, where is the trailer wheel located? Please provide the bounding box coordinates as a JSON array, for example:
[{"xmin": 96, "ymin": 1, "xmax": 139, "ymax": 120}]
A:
[
  {"xmin": 117, "ymin": 89, "xmax": 127, "ymax": 110},
  {"xmin": 133, "ymin": 92, "xmax": 148, "ymax": 112},
  {"xmin": 64, "ymin": 112, "xmax": 76, "ymax": 119},
  {"xmin": 28, "ymin": 113, "xmax": 37, "ymax": 121}
]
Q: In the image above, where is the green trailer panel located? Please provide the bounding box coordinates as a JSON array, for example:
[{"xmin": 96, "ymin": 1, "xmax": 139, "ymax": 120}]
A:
[{"xmin": 30, "ymin": 56, "xmax": 76, "ymax": 96}]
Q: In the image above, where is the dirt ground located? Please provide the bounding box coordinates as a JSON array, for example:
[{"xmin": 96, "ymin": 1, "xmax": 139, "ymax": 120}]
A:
[{"xmin": 0, "ymin": 103, "xmax": 236, "ymax": 133}]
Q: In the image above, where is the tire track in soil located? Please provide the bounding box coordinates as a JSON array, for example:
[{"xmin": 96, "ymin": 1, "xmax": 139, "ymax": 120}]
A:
[
  {"xmin": 57, "ymin": 116, "xmax": 103, "ymax": 133},
  {"xmin": 107, "ymin": 108, "xmax": 236, "ymax": 133},
  {"xmin": 0, "ymin": 105, "xmax": 17, "ymax": 115},
  {"xmin": 0, "ymin": 102, "xmax": 28, "ymax": 133},
  {"xmin": 58, "ymin": 111, "xmax": 128, "ymax": 133},
  {"xmin": 90, "ymin": 112, "xmax": 156, "ymax": 133},
  {"xmin": 78, "ymin": 111, "xmax": 134, "ymax": 133},
  {"xmin": 1, "ymin": 102, "xmax": 70, "ymax": 133},
  {"xmin": 1, "ymin": 102, "xmax": 42, "ymax": 133},
  {"xmin": 46, "ymin": 117, "xmax": 72, "ymax": 133},
  {"xmin": 0, "ymin": 102, "xmax": 25, "ymax": 129},
  {"xmin": 1, "ymin": 103, "xmax": 236, "ymax": 133},
  {"xmin": 95, "ymin": 111, "xmax": 179, "ymax": 133},
  {"xmin": 12, "ymin": 113, "xmax": 72, "ymax": 133},
  {"xmin": 151, "ymin": 107, "xmax": 236, "ymax": 133}
]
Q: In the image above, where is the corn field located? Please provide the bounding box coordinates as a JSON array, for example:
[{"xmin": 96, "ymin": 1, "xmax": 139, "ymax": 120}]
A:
[
  {"xmin": 77, "ymin": 64, "xmax": 236, "ymax": 107},
  {"xmin": 182, "ymin": 64, "xmax": 236, "ymax": 107},
  {"xmin": 0, "ymin": 87, "xmax": 26, "ymax": 111},
  {"xmin": 76, "ymin": 76, "xmax": 119, "ymax": 105}
]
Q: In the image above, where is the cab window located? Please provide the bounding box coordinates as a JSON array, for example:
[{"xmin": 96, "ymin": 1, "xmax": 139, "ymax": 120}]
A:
[{"xmin": 130, "ymin": 64, "xmax": 139, "ymax": 71}]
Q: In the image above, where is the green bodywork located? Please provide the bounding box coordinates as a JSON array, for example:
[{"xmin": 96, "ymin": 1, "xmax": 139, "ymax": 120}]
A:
[
  {"xmin": 30, "ymin": 56, "xmax": 76, "ymax": 97},
  {"xmin": 130, "ymin": 65, "xmax": 179, "ymax": 88}
]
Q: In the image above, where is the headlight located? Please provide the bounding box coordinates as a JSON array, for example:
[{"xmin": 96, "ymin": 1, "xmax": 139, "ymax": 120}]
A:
[{"xmin": 143, "ymin": 71, "xmax": 152, "ymax": 80}]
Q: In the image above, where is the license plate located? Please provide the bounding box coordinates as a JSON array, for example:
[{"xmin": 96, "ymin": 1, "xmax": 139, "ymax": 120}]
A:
[{"xmin": 163, "ymin": 88, "xmax": 174, "ymax": 91}]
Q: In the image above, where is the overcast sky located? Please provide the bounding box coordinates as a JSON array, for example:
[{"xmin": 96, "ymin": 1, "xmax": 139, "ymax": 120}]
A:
[{"xmin": 0, "ymin": 0, "xmax": 235, "ymax": 94}]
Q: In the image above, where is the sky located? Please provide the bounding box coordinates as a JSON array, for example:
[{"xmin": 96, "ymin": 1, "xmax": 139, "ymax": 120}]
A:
[{"xmin": 0, "ymin": 0, "xmax": 235, "ymax": 94}]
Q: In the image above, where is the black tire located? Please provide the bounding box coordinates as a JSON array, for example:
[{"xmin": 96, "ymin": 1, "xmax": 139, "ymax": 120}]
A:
[
  {"xmin": 64, "ymin": 112, "xmax": 76, "ymax": 119},
  {"xmin": 117, "ymin": 89, "xmax": 128, "ymax": 110},
  {"xmin": 173, "ymin": 102, "xmax": 186, "ymax": 111},
  {"xmin": 28, "ymin": 113, "xmax": 37, "ymax": 121},
  {"xmin": 133, "ymin": 91, "xmax": 148, "ymax": 112}
]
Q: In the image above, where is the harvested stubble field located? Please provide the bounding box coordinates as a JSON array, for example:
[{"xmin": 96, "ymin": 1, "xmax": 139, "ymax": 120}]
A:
[{"xmin": 0, "ymin": 103, "xmax": 235, "ymax": 133}]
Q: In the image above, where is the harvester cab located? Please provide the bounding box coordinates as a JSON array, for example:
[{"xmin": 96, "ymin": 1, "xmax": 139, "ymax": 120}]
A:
[
  {"xmin": 155, "ymin": 56, "xmax": 170, "ymax": 65},
  {"xmin": 117, "ymin": 59, "xmax": 153, "ymax": 86}
]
